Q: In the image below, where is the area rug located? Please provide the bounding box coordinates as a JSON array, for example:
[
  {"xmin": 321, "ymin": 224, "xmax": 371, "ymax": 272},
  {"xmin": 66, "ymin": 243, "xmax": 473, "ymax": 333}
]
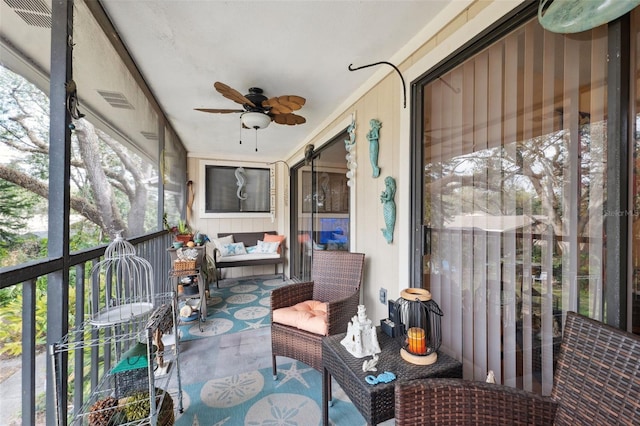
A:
[
  {"xmin": 173, "ymin": 361, "xmax": 366, "ymax": 426},
  {"xmin": 178, "ymin": 275, "xmax": 292, "ymax": 341}
]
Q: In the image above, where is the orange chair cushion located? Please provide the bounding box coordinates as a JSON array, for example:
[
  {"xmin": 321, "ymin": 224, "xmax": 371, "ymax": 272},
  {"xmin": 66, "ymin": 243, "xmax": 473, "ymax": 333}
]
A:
[
  {"xmin": 264, "ymin": 233, "xmax": 286, "ymax": 254},
  {"xmin": 272, "ymin": 300, "xmax": 328, "ymax": 336}
]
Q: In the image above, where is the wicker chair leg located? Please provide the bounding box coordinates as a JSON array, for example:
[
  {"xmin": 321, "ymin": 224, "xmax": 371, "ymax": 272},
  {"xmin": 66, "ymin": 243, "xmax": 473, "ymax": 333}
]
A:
[{"xmin": 272, "ymin": 354, "xmax": 278, "ymax": 380}]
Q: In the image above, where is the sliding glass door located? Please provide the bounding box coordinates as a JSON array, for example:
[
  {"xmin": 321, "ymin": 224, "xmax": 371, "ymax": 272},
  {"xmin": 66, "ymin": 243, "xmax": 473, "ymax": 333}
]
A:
[
  {"xmin": 291, "ymin": 133, "xmax": 350, "ymax": 281},
  {"xmin": 419, "ymin": 14, "xmax": 610, "ymax": 395}
]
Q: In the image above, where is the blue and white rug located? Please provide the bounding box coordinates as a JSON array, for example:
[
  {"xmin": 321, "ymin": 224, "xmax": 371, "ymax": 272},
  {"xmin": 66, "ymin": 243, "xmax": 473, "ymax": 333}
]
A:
[
  {"xmin": 173, "ymin": 361, "xmax": 366, "ymax": 426},
  {"xmin": 178, "ymin": 275, "xmax": 291, "ymax": 341}
]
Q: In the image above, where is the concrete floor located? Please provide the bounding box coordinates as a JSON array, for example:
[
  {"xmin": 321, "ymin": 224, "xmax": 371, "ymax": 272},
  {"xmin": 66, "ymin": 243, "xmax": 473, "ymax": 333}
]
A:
[{"xmin": 0, "ymin": 350, "xmax": 47, "ymax": 426}]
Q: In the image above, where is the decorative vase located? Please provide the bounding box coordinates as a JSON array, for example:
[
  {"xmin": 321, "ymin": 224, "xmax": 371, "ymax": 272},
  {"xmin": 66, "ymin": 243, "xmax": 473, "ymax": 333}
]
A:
[{"xmin": 175, "ymin": 234, "xmax": 193, "ymax": 243}]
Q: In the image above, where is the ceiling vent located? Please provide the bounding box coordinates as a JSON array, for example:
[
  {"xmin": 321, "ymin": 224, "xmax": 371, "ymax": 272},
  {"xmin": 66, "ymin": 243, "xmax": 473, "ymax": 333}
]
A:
[
  {"xmin": 140, "ymin": 131, "xmax": 158, "ymax": 141},
  {"xmin": 97, "ymin": 90, "xmax": 134, "ymax": 110},
  {"xmin": 4, "ymin": 0, "xmax": 51, "ymax": 28}
]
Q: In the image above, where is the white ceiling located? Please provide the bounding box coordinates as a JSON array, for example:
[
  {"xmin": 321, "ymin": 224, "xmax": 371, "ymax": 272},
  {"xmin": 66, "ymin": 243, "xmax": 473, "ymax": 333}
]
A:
[{"xmin": 99, "ymin": 0, "xmax": 451, "ymax": 162}]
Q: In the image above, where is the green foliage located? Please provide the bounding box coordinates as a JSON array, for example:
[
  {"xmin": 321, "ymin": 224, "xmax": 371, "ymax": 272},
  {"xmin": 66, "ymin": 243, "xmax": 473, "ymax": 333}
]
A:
[
  {"xmin": 123, "ymin": 391, "xmax": 152, "ymax": 422},
  {"xmin": 177, "ymin": 219, "xmax": 191, "ymax": 235},
  {"xmin": 163, "ymin": 213, "xmax": 190, "ymax": 235},
  {"xmin": 0, "ymin": 279, "xmax": 56, "ymax": 356},
  {"xmin": 0, "ymin": 179, "xmax": 38, "ymax": 246},
  {"xmin": 69, "ymin": 219, "xmax": 109, "ymax": 251}
]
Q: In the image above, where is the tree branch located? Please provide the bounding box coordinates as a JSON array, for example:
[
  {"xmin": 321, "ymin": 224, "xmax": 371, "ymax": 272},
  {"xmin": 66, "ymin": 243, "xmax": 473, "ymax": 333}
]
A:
[{"xmin": 0, "ymin": 164, "xmax": 119, "ymax": 234}]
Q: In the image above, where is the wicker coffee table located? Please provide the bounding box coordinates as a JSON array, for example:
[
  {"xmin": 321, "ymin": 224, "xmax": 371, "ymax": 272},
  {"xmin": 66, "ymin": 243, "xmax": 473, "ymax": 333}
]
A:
[{"xmin": 322, "ymin": 327, "xmax": 462, "ymax": 425}]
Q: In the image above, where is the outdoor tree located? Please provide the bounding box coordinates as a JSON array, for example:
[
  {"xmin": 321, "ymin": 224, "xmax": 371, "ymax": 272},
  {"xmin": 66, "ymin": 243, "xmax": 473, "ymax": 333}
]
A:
[
  {"xmin": 0, "ymin": 179, "xmax": 38, "ymax": 245},
  {"xmin": 0, "ymin": 65, "xmax": 155, "ymax": 246},
  {"xmin": 424, "ymin": 115, "xmax": 605, "ymax": 281}
]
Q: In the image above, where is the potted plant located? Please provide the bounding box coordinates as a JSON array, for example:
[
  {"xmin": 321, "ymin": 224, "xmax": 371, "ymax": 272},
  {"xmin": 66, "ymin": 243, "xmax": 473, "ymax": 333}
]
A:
[
  {"xmin": 174, "ymin": 219, "xmax": 193, "ymax": 243},
  {"xmin": 163, "ymin": 214, "xmax": 193, "ymax": 243}
]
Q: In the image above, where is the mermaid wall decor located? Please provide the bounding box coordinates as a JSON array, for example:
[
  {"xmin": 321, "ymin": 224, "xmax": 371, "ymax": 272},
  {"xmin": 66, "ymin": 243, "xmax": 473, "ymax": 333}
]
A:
[
  {"xmin": 380, "ymin": 176, "xmax": 396, "ymax": 244},
  {"xmin": 367, "ymin": 119, "xmax": 382, "ymax": 178}
]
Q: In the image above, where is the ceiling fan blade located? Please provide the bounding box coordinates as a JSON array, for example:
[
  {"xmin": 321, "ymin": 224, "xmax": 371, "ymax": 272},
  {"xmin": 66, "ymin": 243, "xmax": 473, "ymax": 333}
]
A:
[
  {"xmin": 267, "ymin": 103, "xmax": 293, "ymax": 115},
  {"xmin": 194, "ymin": 108, "xmax": 244, "ymax": 114},
  {"xmin": 264, "ymin": 95, "xmax": 306, "ymax": 113},
  {"xmin": 214, "ymin": 81, "xmax": 255, "ymax": 107},
  {"xmin": 283, "ymin": 95, "xmax": 306, "ymax": 107},
  {"xmin": 272, "ymin": 113, "xmax": 306, "ymax": 125}
]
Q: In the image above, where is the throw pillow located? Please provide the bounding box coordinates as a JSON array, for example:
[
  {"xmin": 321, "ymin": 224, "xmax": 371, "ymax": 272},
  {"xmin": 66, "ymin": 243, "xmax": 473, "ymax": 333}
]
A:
[
  {"xmin": 246, "ymin": 245, "xmax": 258, "ymax": 254},
  {"xmin": 212, "ymin": 235, "xmax": 234, "ymax": 251},
  {"xmin": 219, "ymin": 242, "xmax": 247, "ymax": 256},
  {"xmin": 256, "ymin": 240, "xmax": 280, "ymax": 254},
  {"xmin": 263, "ymin": 233, "xmax": 286, "ymax": 254}
]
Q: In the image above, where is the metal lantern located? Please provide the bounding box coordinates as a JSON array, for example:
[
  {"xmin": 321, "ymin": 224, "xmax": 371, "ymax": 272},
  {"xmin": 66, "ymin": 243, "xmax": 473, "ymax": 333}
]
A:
[{"xmin": 394, "ymin": 288, "xmax": 443, "ymax": 365}]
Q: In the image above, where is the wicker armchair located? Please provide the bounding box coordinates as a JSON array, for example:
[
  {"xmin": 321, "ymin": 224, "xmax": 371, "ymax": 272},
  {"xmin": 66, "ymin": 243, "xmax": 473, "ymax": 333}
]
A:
[
  {"xmin": 271, "ymin": 250, "xmax": 365, "ymax": 378},
  {"xmin": 395, "ymin": 311, "xmax": 640, "ymax": 425}
]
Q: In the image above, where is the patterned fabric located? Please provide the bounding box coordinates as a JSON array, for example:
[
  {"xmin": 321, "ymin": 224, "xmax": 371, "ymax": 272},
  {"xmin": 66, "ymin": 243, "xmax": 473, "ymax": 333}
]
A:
[
  {"xmin": 211, "ymin": 235, "xmax": 234, "ymax": 250},
  {"xmin": 246, "ymin": 245, "xmax": 258, "ymax": 254},
  {"xmin": 263, "ymin": 233, "xmax": 285, "ymax": 253},
  {"xmin": 220, "ymin": 242, "xmax": 247, "ymax": 256},
  {"xmin": 256, "ymin": 240, "xmax": 280, "ymax": 253}
]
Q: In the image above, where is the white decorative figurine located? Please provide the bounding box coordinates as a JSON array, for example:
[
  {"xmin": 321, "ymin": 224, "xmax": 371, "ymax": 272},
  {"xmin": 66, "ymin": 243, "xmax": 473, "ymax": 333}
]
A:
[
  {"xmin": 362, "ymin": 354, "xmax": 379, "ymax": 372},
  {"xmin": 341, "ymin": 305, "xmax": 381, "ymax": 358}
]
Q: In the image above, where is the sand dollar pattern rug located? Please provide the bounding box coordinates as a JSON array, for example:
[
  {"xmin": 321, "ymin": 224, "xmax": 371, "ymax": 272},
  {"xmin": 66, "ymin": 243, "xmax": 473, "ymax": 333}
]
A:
[
  {"xmin": 178, "ymin": 275, "xmax": 292, "ymax": 341},
  {"xmin": 173, "ymin": 361, "xmax": 366, "ymax": 426}
]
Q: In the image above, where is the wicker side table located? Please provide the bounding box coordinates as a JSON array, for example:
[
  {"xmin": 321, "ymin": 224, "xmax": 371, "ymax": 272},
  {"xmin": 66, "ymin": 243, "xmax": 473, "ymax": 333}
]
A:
[{"xmin": 322, "ymin": 327, "xmax": 462, "ymax": 425}]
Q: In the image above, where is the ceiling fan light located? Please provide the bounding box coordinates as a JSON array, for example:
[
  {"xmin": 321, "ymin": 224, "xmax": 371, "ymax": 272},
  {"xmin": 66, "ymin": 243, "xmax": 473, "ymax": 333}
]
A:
[
  {"xmin": 538, "ymin": 0, "xmax": 640, "ymax": 33},
  {"xmin": 241, "ymin": 112, "xmax": 271, "ymax": 129}
]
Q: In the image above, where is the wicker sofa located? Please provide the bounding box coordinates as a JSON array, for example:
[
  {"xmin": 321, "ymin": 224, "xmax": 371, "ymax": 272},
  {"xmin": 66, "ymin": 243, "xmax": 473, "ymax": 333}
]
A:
[
  {"xmin": 394, "ymin": 311, "xmax": 640, "ymax": 425},
  {"xmin": 213, "ymin": 231, "xmax": 286, "ymax": 280}
]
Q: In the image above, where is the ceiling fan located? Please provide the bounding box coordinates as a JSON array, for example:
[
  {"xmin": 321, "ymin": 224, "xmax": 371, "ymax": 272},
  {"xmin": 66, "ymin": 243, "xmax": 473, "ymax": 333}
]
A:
[{"xmin": 195, "ymin": 82, "xmax": 306, "ymax": 130}]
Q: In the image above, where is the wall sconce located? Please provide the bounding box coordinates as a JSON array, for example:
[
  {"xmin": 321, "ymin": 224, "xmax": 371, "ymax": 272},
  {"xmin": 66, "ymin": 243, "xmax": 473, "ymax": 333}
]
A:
[{"xmin": 344, "ymin": 117, "xmax": 356, "ymax": 187}]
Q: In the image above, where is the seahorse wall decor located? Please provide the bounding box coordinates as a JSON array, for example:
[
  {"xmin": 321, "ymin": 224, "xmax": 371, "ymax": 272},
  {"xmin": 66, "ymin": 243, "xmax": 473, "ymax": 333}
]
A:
[
  {"xmin": 235, "ymin": 167, "xmax": 248, "ymax": 201},
  {"xmin": 380, "ymin": 176, "xmax": 396, "ymax": 244},
  {"xmin": 367, "ymin": 118, "xmax": 382, "ymax": 178}
]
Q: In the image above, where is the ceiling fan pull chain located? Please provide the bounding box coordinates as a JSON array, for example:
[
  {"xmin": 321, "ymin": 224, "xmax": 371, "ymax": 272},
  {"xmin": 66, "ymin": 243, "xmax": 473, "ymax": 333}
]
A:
[
  {"xmin": 239, "ymin": 116, "xmax": 242, "ymax": 145},
  {"xmin": 255, "ymin": 129, "xmax": 258, "ymax": 152}
]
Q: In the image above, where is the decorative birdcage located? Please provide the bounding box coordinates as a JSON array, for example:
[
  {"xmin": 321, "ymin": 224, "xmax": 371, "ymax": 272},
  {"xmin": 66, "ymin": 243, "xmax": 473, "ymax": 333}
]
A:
[
  {"xmin": 394, "ymin": 288, "xmax": 443, "ymax": 365},
  {"xmin": 89, "ymin": 234, "xmax": 155, "ymax": 326}
]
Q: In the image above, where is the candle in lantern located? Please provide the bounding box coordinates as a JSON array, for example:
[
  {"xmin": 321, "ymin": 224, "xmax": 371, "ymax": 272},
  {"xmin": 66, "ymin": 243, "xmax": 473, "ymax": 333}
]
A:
[{"xmin": 407, "ymin": 327, "xmax": 426, "ymax": 354}]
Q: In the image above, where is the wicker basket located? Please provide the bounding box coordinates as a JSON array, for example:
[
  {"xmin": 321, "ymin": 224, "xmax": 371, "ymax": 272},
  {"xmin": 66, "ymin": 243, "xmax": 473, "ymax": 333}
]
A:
[
  {"xmin": 156, "ymin": 388, "xmax": 175, "ymax": 426},
  {"xmin": 174, "ymin": 259, "xmax": 196, "ymax": 271}
]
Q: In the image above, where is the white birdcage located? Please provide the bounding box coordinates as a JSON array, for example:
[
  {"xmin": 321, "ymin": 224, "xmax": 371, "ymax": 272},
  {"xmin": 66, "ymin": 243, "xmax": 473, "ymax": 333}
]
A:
[{"xmin": 89, "ymin": 234, "xmax": 155, "ymax": 326}]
